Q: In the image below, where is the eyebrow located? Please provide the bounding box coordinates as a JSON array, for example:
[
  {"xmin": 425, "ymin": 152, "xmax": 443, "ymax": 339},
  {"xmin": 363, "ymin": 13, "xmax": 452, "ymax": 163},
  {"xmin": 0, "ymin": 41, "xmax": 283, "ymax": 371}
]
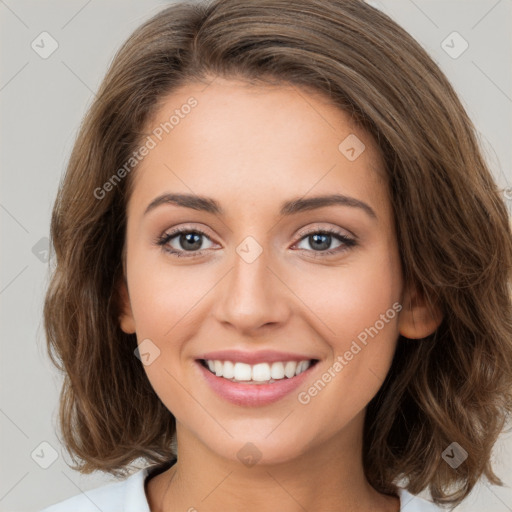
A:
[{"xmin": 143, "ymin": 193, "xmax": 377, "ymax": 220}]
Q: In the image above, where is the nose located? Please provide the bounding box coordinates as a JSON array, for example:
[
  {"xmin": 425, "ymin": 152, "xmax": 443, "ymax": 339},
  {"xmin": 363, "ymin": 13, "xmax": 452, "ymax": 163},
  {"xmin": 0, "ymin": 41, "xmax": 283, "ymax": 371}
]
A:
[{"xmin": 212, "ymin": 242, "xmax": 292, "ymax": 334}]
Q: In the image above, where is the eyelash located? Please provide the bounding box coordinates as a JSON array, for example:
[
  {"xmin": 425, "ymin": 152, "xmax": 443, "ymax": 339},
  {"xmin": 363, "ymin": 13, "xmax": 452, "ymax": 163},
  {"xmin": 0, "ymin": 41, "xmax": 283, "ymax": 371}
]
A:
[{"xmin": 154, "ymin": 226, "xmax": 357, "ymax": 259}]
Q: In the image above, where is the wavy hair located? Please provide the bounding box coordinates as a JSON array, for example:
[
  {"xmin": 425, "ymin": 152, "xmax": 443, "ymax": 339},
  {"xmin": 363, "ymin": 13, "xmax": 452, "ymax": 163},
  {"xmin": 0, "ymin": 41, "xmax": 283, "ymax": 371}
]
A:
[{"xmin": 43, "ymin": 0, "xmax": 512, "ymax": 507}]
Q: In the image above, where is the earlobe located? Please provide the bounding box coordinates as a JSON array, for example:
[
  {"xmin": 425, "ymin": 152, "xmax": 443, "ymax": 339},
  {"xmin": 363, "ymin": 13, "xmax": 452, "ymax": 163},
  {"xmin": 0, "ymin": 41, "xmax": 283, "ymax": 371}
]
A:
[
  {"xmin": 398, "ymin": 283, "xmax": 443, "ymax": 339},
  {"xmin": 118, "ymin": 279, "xmax": 136, "ymax": 334}
]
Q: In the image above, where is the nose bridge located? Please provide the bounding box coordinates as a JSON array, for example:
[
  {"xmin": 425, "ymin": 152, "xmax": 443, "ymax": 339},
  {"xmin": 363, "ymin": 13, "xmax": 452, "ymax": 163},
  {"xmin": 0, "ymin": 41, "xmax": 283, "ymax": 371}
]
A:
[{"xmin": 213, "ymin": 234, "xmax": 290, "ymax": 332}]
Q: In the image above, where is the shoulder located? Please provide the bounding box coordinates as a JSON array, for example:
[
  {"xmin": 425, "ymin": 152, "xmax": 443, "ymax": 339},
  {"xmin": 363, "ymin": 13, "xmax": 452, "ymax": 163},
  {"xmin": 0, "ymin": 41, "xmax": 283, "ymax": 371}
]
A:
[
  {"xmin": 398, "ymin": 487, "xmax": 447, "ymax": 511},
  {"xmin": 39, "ymin": 467, "xmax": 151, "ymax": 512}
]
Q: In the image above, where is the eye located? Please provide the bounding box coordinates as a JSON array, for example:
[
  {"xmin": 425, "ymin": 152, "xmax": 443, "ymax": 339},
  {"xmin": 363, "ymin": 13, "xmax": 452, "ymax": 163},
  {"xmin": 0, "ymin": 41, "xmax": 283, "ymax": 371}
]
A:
[
  {"xmin": 154, "ymin": 226, "xmax": 357, "ymax": 259},
  {"xmin": 155, "ymin": 227, "xmax": 215, "ymax": 258},
  {"xmin": 293, "ymin": 228, "xmax": 357, "ymax": 257}
]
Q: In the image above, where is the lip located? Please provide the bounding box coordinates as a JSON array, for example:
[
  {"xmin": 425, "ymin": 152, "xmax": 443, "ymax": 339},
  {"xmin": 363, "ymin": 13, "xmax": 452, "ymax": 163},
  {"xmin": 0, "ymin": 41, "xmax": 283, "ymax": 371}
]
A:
[
  {"xmin": 195, "ymin": 357, "xmax": 319, "ymax": 407},
  {"xmin": 197, "ymin": 349, "xmax": 318, "ymax": 365}
]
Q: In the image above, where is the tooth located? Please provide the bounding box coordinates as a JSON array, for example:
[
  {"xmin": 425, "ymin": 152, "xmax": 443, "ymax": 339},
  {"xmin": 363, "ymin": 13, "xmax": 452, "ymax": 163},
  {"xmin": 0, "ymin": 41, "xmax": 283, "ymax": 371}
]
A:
[
  {"xmin": 214, "ymin": 360, "xmax": 223, "ymax": 377},
  {"xmin": 205, "ymin": 358, "xmax": 314, "ymax": 381},
  {"xmin": 270, "ymin": 362, "xmax": 285, "ymax": 379},
  {"xmin": 295, "ymin": 360, "xmax": 311, "ymax": 375},
  {"xmin": 233, "ymin": 362, "xmax": 252, "ymax": 381},
  {"xmin": 223, "ymin": 360, "xmax": 234, "ymax": 379},
  {"xmin": 252, "ymin": 363, "xmax": 271, "ymax": 382},
  {"xmin": 284, "ymin": 361, "xmax": 297, "ymax": 378}
]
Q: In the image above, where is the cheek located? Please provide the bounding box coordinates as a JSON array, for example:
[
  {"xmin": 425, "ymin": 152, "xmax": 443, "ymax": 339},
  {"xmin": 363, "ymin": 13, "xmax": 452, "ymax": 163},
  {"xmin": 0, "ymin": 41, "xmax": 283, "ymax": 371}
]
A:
[
  {"xmin": 126, "ymin": 253, "xmax": 217, "ymax": 400},
  {"xmin": 289, "ymin": 244, "xmax": 401, "ymax": 403},
  {"xmin": 127, "ymin": 264, "xmax": 197, "ymax": 411},
  {"xmin": 288, "ymin": 244, "xmax": 401, "ymax": 344},
  {"xmin": 128, "ymin": 249, "xmax": 214, "ymax": 338}
]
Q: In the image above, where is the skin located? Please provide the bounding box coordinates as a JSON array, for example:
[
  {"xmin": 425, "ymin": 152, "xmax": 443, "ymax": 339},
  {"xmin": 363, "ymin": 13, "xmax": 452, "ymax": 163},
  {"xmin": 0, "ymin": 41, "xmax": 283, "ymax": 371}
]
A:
[{"xmin": 118, "ymin": 77, "xmax": 442, "ymax": 512}]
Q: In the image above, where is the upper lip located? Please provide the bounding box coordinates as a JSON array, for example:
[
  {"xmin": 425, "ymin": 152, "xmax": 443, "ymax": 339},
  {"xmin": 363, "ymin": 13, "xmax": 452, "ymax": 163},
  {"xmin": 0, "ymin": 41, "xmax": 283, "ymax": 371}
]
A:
[{"xmin": 197, "ymin": 350, "xmax": 319, "ymax": 365}]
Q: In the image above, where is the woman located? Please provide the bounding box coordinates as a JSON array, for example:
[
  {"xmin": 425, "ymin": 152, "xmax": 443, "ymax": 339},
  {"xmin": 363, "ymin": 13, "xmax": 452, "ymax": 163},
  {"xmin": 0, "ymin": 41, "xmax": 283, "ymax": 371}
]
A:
[{"xmin": 41, "ymin": 1, "xmax": 512, "ymax": 510}]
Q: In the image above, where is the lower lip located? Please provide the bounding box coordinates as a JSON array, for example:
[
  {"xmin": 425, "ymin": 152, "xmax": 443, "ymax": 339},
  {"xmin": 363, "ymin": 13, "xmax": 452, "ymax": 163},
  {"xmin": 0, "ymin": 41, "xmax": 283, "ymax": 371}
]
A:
[{"xmin": 196, "ymin": 361, "xmax": 317, "ymax": 407}]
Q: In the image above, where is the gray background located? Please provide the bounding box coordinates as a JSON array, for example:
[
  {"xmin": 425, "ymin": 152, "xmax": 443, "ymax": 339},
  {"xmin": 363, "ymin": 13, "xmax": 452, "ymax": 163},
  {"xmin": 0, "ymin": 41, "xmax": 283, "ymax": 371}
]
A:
[{"xmin": 1, "ymin": 1, "xmax": 511, "ymax": 511}]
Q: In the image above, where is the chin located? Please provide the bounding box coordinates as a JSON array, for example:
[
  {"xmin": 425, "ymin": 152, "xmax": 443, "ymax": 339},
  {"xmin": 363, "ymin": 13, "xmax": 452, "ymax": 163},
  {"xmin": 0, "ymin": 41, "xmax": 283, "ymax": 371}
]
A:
[{"xmin": 198, "ymin": 427, "xmax": 319, "ymax": 468}]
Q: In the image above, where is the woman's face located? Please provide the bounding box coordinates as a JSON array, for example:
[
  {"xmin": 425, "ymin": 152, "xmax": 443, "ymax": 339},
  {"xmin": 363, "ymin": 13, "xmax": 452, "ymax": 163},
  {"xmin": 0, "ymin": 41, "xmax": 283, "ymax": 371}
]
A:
[{"xmin": 119, "ymin": 77, "xmax": 404, "ymax": 465}]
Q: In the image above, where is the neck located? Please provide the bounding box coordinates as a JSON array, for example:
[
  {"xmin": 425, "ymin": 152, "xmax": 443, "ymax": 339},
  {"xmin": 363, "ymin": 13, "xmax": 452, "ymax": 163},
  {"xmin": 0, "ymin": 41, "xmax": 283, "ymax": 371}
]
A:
[{"xmin": 146, "ymin": 412, "xmax": 399, "ymax": 512}]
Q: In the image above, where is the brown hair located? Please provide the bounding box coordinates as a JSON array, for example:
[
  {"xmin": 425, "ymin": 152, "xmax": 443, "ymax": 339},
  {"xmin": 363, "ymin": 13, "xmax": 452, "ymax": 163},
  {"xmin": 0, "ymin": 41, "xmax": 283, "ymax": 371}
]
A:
[{"xmin": 43, "ymin": 0, "xmax": 512, "ymax": 507}]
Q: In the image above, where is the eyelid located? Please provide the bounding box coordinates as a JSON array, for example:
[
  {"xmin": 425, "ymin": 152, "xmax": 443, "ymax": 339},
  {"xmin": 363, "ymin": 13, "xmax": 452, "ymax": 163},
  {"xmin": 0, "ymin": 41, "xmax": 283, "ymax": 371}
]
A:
[
  {"xmin": 294, "ymin": 223, "xmax": 356, "ymax": 241},
  {"xmin": 161, "ymin": 223, "xmax": 217, "ymax": 242}
]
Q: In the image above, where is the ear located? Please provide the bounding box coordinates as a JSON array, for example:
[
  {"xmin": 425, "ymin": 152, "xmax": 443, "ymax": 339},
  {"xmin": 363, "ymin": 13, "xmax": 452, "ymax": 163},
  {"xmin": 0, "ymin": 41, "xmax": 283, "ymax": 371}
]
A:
[
  {"xmin": 118, "ymin": 277, "xmax": 136, "ymax": 334},
  {"xmin": 398, "ymin": 282, "xmax": 443, "ymax": 339}
]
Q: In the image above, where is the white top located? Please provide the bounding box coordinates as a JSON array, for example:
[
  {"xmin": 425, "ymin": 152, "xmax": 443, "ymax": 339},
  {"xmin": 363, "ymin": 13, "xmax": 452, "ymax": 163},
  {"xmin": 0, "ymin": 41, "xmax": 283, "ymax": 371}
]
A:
[{"xmin": 40, "ymin": 464, "xmax": 443, "ymax": 511}]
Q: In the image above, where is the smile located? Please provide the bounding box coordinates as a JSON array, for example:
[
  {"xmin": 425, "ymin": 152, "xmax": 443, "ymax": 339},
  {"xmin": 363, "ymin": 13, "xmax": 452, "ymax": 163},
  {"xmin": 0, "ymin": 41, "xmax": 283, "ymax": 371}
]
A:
[
  {"xmin": 195, "ymin": 353, "xmax": 320, "ymax": 407},
  {"xmin": 200, "ymin": 359, "xmax": 317, "ymax": 384}
]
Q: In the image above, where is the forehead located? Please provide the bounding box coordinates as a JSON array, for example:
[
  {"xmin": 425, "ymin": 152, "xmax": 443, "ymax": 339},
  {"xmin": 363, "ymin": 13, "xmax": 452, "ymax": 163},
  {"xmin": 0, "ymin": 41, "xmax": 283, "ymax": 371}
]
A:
[{"xmin": 128, "ymin": 78, "xmax": 389, "ymax": 220}]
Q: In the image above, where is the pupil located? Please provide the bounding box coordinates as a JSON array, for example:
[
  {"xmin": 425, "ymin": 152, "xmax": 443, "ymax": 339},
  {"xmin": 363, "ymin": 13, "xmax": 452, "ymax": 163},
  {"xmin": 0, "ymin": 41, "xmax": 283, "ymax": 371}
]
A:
[{"xmin": 311, "ymin": 233, "xmax": 330, "ymax": 251}]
